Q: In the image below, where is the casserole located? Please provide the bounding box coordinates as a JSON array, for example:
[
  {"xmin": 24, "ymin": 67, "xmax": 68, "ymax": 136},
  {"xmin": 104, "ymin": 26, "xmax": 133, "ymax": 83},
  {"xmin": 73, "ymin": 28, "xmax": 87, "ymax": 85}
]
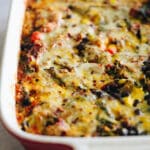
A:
[{"xmin": 0, "ymin": 0, "xmax": 150, "ymax": 149}]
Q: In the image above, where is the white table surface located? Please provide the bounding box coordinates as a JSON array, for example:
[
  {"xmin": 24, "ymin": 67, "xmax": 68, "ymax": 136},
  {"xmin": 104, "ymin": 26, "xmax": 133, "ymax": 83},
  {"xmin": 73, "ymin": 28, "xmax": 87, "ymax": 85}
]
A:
[{"xmin": 0, "ymin": 0, "xmax": 24, "ymax": 149}]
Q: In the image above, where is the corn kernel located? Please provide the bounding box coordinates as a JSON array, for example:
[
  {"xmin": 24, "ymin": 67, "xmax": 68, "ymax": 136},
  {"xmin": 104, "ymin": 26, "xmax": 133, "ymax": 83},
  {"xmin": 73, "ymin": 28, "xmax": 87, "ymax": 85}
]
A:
[
  {"xmin": 124, "ymin": 96, "xmax": 134, "ymax": 107},
  {"xmin": 124, "ymin": 87, "xmax": 144, "ymax": 107},
  {"xmin": 88, "ymin": 34, "xmax": 95, "ymax": 41},
  {"xmin": 81, "ymin": 18, "xmax": 90, "ymax": 24},
  {"xmin": 131, "ymin": 87, "xmax": 144, "ymax": 100},
  {"xmin": 109, "ymin": 0, "xmax": 117, "ymax": 5}
]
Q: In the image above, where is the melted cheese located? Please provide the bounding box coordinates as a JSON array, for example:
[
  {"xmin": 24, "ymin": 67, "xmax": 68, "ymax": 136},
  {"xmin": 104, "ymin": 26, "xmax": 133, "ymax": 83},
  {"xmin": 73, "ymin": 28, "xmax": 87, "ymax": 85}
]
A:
[{"xmin": 16, "ymin": 0, "xmax": 150, "ymax": 136}]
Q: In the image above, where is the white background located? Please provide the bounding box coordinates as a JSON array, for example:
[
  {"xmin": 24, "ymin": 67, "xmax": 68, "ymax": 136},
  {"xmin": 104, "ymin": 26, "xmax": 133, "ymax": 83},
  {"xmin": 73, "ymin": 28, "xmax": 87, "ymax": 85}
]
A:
[{"xmin": 0, "ymin": 0, "xmax": 24, "ymax": 149}]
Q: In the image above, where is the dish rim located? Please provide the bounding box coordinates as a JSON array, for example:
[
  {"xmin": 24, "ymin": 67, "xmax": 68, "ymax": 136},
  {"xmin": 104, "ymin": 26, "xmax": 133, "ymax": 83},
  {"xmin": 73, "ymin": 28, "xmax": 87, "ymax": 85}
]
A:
[{"xmin": 0, "ymin": 0, "xmax": 150, "ymax": 149}]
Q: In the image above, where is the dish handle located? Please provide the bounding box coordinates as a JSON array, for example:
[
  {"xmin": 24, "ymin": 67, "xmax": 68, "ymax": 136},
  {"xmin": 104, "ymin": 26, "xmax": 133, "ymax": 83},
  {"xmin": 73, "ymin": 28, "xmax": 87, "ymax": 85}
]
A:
[{"xmin": 21, "ymin": 140, "xmax": 76, "ymax": 150}]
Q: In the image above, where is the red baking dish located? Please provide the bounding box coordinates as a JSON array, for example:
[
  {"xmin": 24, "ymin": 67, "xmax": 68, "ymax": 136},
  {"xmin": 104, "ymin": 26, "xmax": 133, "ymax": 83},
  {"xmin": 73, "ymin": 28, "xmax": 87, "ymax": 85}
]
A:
[{"xmin": 0, "ymin": 0, "xmax": 150, "ymax": 150}]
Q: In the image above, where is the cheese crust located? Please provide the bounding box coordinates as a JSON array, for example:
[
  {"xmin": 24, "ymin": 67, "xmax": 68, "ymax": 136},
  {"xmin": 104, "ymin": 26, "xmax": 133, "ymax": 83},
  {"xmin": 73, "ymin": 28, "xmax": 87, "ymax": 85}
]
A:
[{"xmin": 16, "ymin": 0, "xmax": 150, "ymax": 136}]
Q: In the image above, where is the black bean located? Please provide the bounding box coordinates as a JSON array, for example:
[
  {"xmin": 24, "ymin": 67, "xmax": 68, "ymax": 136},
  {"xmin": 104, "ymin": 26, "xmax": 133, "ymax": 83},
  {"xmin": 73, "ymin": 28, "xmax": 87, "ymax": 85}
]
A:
[
  {"xmin": 91, "ymin": 89, "xmax": 102, "ymax": 98},
  {"xmin": 76, "ymin": 37, "xmax": 89, "ymax": 56},
  {"xmin": 145, "ymin": 71, "xmax": 150, "ymax": 78},
  {"xmin": 102, "ymin": 82, "xmax": 121, "ymax": 99},
  {"xmin": 21, "ymin": 97, "xmax": 31, "ymax": 107},
  {"xmin": 115, "ymin": 128, "xmax": 128, "ymax": 136},
  {"xmin": 142, "ymin": 65, "xmax": 150, "ymax": 72},
  {"xmin": 45, "ymin": 117, "xmax": 59, "ymax": 126},
  {"xmin": 144, "ymin": 60, "xmax": 150, "ymax": 65},
  {"xmin": 136, "ymin": 29, "xmax": 141, "ymax": 40},
  {"xmin": 35, "ymin": 79, "xmax": 39, "ymax": 82},
  {"xmin": 120, "ymin": 121, "xmax": 139, "ymax": 136},
  {"xmin": 76, "ymin": 43, "xmax": 85, "ymax": 51},
  {"xmin": 82, "ymin": 37, "xmax": 89, "ymax": 43},
  {"xmin": 121, "ymin": 121, "xmax": 129, "ymax": 128},
  {"xmin": 139, "ymin": 2, "xmax": 150, "ymax": 23},
  {"xmin": 121, "ymin": 91, "xmax": 130, "ymax": 97},
  {"xmin": 66, "ymin": 14, "xmax": 72, "ymax": 19},
  {"xmin": 134, "ymin": 109, "xmax": 141, "ymax": 115},
  {"xmin": 142, "ymin": 58, "xmax": 150, "ymax": 78},
  {"xmin": 21, "ymin": 120, "xmax": 29, "ymax": 131},
  {"xmin": 21, "ymin": 125, "xmax": 26, "ymax": 131},
  {"xmin": 127, "ymin": 126, "xmax": 139, "ymax": 136},
  {"xmin": 102, "ymin": 80, "xmax": 133, "ymax": 101},
  {"xmin": 106, "ymin": 65, "xmax": 118, "ymax": 76},
  {"xmin": 45, "ymin": 121, "xmax": 53, "ymax": 126},
  {"xmin": 140, "ymin": 78, "xmax": 149, "ymax": 92},
  {"xmin": 20, "ymin": 55, "xmax": 28, "ymax": 62},
  {"xmin": 21, "ymin": 42, "xmax": 33, "ymax": 51},
  {"xmin": 144, "ymin": 94, "xmax": 150, "ymax": 100},
  {"xmin": 144, "ymin": 94, "xmax": 150, "ymax": 105},
  {"xmin": 133, "ymin": 99, "xmax": 140, "ymax": 107},
  {"xmin": 68, "ymin": 5, "xmax": 75, "ymax": 10},
  {"xmin": 147, "ymin": 100, "xmax": 150, "ymax": 105},
  {"xmin": 105, "ymin": 61, "xmax": 127, "ymax": 79}
]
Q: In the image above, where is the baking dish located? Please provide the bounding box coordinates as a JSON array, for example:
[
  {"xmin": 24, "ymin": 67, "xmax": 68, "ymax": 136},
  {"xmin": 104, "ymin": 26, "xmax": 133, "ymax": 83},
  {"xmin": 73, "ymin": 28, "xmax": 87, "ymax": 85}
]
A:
[{"xmin": 0, "ymin": 0, "xmax": 150, "ymax": 150}]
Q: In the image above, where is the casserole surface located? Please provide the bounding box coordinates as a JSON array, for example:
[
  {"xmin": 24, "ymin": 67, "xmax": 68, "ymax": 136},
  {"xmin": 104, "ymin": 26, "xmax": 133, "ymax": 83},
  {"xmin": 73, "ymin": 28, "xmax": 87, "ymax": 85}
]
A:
[{"xmin": 16, "ymin": 0, "xmax": 150, "ymax": 137}]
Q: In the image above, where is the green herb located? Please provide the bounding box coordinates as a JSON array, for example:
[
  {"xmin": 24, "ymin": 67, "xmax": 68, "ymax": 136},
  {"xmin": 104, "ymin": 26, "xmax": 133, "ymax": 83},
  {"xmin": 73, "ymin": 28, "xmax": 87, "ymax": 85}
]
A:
[{"xmin": 45, "ymin": 67, "xmax": 65, "ymax": 86}]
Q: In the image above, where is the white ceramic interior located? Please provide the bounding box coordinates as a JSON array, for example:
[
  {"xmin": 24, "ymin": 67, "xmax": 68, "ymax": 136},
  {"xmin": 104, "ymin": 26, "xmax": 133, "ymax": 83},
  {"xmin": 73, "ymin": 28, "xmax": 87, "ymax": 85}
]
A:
[{"xmin": 0, "ymin": 0, "xmax": 150, "ymax": 150}]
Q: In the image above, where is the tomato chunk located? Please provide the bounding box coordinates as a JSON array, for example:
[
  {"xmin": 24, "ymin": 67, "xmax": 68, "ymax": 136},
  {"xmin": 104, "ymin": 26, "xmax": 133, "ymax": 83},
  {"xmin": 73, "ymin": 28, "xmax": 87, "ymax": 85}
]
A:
[
  {"xmin": 31, "ymin": 31, "xmax": 41, "ymax": 43},
  {"xmin": 106, "ymin": 44, "xmax": 117, "ymax": 55}
]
